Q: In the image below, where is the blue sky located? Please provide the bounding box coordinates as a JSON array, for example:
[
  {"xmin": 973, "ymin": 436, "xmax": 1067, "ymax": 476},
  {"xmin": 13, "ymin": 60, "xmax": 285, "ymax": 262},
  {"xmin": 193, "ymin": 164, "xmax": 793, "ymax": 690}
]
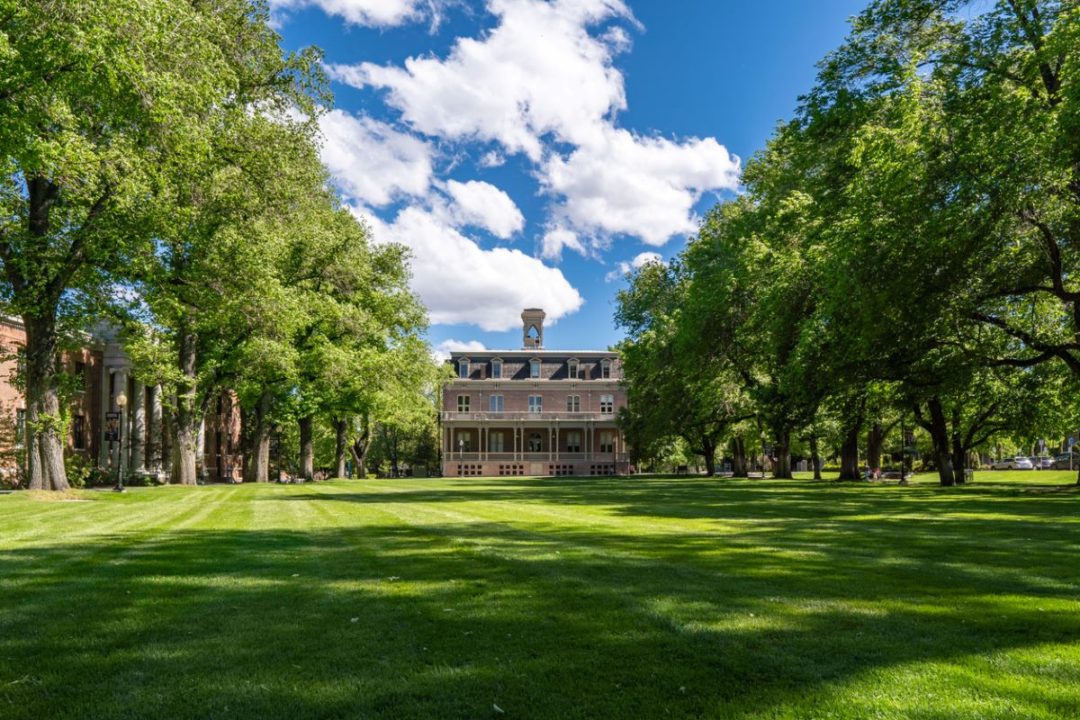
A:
[{"xmin": 269, "ymin": 0, "xmax": 867, "ymax": 353}]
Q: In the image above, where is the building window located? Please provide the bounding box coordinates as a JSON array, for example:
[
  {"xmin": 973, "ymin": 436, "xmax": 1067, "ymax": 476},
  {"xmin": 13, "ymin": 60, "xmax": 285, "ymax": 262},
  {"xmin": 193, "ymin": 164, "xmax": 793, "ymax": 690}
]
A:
[
  {"xmin": 457, "ymin": 395, "xmax": 470, "ymax": 412},
  {"xmin": 599, "ymin": 431, "xmax": 614, "ymax": 453},
  {"xmin": 567, "ymin": 395, "xmax": 580, "ymax": 413},
  {"xmin": 489, "ymin": 431, "xmax": 505, "ymax": 453},
  {"xmin": 528, "ymin": 432, "xmax": 543, "ymax": 452},
  {"xmin": 489, "ymin": 394, "xmax": 504, "ymax": 413},
  {"xmin": 528, "ymin": 395, "xmax": 542, "ymax": 414},
  {"xmin": 567, "ymin": 358, "xmax": 578, "ymax": 379},
  {"xmin": 458, "ymin": 358, "xmax": 470, "ymax": 379},
  {"xmin": 72, "ymin": 415, "xmax": 86, "ymax": 450},
  {"xmin": 455, "ymin": 431, "xmax": 471, "ymax": 452},
  {"xmin": 491, "ymin": 358, "xmax": 502, "ymax": 379},
  {"xmin": 567, "ymin": 431, "xmax": 581, "ymax": 453},
  {"xmin": 600, "ymin": 394, "xmax": 614, "ymax": 414},
  {"xmin": 530, "ymin": 358, "xmax": 541, "ymax": 379},
  {"xmin": 15, "ymin": 408, "xmax": 25, "ymax": 448},
  {"xmin": 601, "ymin": 359, "xmax": 612, "ymax": 379}
]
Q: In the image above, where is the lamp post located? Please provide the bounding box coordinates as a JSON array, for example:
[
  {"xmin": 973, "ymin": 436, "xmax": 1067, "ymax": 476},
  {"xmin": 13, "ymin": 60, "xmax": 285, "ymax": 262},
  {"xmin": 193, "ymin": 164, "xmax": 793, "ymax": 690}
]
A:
[
  {"xmin": 114, "ymin": 390, "xmax": 128, "ymax": 492},
  {"xmin": 458, "ymin": 436, "xmax": 464, "ymax": 461}
]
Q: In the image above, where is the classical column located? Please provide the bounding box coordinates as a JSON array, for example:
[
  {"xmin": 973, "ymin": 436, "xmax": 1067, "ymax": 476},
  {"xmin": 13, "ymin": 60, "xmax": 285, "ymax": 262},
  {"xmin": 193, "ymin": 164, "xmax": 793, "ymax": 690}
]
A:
[
  {"xmin": 115, "ymin": 369, "xmax": 128, "ymax": 477},
  {"xmin": 98, "ymin": 364, "xmax": 111, "ymax": 467},
  {"xmin": 196, "ymin": 418, "xmax": 206, "ymax": 481},
  {"xmin": 132, "ymin": 380, "xmax": 146, "ymax": 474},
  {"xmin": 148, "ymin": 384, "xmax": 163, "ymax": 473}
]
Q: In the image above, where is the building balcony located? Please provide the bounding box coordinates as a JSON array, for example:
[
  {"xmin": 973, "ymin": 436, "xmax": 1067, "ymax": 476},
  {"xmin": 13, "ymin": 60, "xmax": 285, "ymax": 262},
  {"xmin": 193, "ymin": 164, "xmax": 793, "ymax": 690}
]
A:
[
  {"xmin": 445, "ymin": 452, "xmax": 630, "ymax": 463},
  {"xmin": 440, "ymin": 411, "xmax": 618, "ymax": 423}
]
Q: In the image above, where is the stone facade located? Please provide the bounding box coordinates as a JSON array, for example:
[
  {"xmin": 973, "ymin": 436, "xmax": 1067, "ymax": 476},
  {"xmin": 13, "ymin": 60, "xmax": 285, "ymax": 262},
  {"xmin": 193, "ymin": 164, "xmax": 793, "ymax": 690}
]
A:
[
  {"xmin": 440, "ymin": 309, "xmax": 630, "ymax": 477},
  {"xmin": 0, "ymin": 318, "xmax": 242, "ymax": 486}
]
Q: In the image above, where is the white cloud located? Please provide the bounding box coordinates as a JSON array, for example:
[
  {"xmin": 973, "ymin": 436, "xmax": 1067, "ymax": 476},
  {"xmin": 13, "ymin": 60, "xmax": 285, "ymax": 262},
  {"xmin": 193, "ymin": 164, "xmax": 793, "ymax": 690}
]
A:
[
  {"xmin": 433, "ymin": 339, "xmax": 487, "ymax": 363},
  {"xmin": 478, "ymin": 150, "xmax": 506, "ymax": 168},
  {"xmin": 543, "ymin": 127, "xmax": 740, "ymax": 246},
  {"xmin": 269, "ymin": 0, "xmax": 428, "ymax": 27},
  {"xmin": 356, "ymin": 206, "xmax": 583, "ymax": 331},
  {"xmin": 605, "ymin": 251, "xmax": 663, "ymax": 282},
  {"xmin": 540, "ymin": 227, "xmax": 586, "ymax": 260},
  {"xmin": 327, "ymin": 0, "xmax": 636, "ymax": 160},
  {"xmin": 318, "ymin": 110, "xmax": 433, "ymax": 207},
  {"xmin": 442, "ymin": 179, "xmax": 524, "ymax": 239}
]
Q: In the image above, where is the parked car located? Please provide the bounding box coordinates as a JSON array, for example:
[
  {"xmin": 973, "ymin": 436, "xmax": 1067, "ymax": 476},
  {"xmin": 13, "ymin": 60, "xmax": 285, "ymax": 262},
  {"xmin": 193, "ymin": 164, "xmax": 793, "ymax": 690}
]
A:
[
  {"xmin": 990, "ymin": 456, "xmax": 1034, "ymax": 470},
  {"xmin": 1052, "ymin": 453, "xmax": 1077, "ymax": 470},
  {"xmin": 1034, "ymin": 456, "xmax": 1054, "ymax": 470}
]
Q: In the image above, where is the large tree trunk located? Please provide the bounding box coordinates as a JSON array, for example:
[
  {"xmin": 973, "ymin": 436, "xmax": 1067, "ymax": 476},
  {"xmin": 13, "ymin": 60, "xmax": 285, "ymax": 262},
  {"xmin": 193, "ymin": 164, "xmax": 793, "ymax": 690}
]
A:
[
  {"xmin": 927, "ymin": 396, "xmax": 955, "ymax": 486},
  {"xmin": 350, "ymin": 415, "xmax": 370, "ymax": 479},
  {"xmin": 839, "ymin": 425, "xmax": 861, "ymax": 480},
  {"xmin": 809, "ymin": 433, "xmax": 822, "ymax": 480},
  {"xmin": 334, "ymin": 417, "xmax": 348, "ymax": 478},
  {"xmin": 299, "ymin": 414, "xmax": 314, "ymax": 481},
  {"xmin": 173, "ymin": 329, "xmax": 200, "ymax": 485},
  {"xmin": 731, "ymin": 435, "xmax": 747, "ymax": 477},
  {"xmin": 245, "ymin": 390, "xmax": 272, "ymax": 483},
  {"xmin": 950, "ymin": 407, "xmax": 966, "ymax": 484},
  {"xmin": 867, "ymin": 422, "xmax": 884, "ymax": 473},
  {"xmin": 698, "ymin": 435, "xmax": 716, "ymax": 476},
  {"xmin": 23, "ymin": 314, "xmax": 69, "ymax": 491},
  {"xmin": 773, "ymin": 426, "xmax": 792, "ymax": 479}
]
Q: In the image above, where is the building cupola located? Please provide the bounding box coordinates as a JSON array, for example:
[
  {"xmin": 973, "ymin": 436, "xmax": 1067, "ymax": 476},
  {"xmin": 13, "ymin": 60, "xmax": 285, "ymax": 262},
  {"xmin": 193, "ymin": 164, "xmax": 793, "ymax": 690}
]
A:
[{"xmin": 521, "ymin": 308, "xmax": 545, "ymax": 349}]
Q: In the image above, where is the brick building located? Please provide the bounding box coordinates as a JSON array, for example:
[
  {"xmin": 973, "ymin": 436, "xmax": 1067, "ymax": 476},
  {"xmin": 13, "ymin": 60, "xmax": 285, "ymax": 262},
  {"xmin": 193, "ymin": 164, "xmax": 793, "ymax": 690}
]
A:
[
  {"xmin": 440, "ymin": 309, "xmax": 630, "ymax": 477},
  {"xmin": 0, "ymin": 318, "xmax": 242, "ymax": 486}
]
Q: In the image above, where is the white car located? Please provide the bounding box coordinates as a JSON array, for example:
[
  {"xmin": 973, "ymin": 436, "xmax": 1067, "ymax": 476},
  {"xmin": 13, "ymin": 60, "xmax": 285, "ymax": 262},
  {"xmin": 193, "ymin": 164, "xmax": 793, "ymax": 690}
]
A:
[{"xmin": 991, "ymin": 456, "xmax": 1034, "ymax": 470}]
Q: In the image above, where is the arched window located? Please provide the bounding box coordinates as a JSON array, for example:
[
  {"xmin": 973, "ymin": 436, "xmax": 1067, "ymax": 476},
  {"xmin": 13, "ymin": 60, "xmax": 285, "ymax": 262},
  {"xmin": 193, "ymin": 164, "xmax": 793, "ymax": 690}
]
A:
[
  {"xmin": 567, "ymin": 358, "xmax": 579, "ymax": 379},
  {"xmin": 530, "ymin": 358, "xmax": 541, "ymax": 379},
  {"xmin": 529, "ymin": 432, "xmax": 543, "ymax": 452},
  {"xmin": 490, "ymin": 358, "xmax": 503, "ymax": 379}
]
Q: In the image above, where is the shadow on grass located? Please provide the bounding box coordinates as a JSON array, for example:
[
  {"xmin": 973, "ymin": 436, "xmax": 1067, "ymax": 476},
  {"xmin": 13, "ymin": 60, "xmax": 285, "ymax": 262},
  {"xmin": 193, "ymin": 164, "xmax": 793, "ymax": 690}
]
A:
[{"xmin": 1, "ymin": 478, "xmax": 1079, "ymax": 718}]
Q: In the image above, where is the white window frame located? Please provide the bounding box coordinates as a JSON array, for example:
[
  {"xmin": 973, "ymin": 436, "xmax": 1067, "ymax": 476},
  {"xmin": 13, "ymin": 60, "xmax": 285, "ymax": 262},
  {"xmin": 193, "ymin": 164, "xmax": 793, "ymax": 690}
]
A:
[
  {"xmin": 528, "ymin": 395, "xmax": 543, "ymax": 414},
  {"xmin": 567, "ymin": 431, "xmax": 581, "ymax": 453},
  {"xmin": 489, "ymin": 394, "xmax": 504, "ymax": 413},
  {"xmin": 530, "ymin": 357, "xmax": 541, "ymax": 379},
  {"xmin": 456, "ymin": 430, "xmax": 472, "ymax": 452},
  {"xmin": 458, "ymin": 358, "xmax": 470, "ymax": 379},
  {"xmin": 567, "ymin": 358, "xmax": 579, "ymax": 379},
  {"xmin": 599, "ymin": 431, "xmax": 614, "ymax": 453},
  {"xmin": 489, "ymin": 431, "xmax": 505, "ymax": 452},
  {"xmin": 457, "ymin": 395, "xmax": 470, "ymax": 413},
  {"xmin": 601, "ymin": 358, "xmax": 612, "ymax": 379},
  {"xmin": 567, "ymin": 395, "xmax": 580, "ymax": 413},
  {"xmin": 490, "ymin": 358, "xmax": 502, "ymax": 379},
  {"xmin": 600, "ymin": 394, "xmax": 614, "ymax": 414}
]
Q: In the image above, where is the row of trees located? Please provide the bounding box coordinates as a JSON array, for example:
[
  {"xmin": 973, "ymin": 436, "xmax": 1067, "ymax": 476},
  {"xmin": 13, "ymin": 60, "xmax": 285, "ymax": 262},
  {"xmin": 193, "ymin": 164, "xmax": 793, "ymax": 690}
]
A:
[
  {"xmin": 617, "ymin": 0, "xmax": 1080, "ymax": 485},
  {"xmin": 1, "ymin": 0, "xmax": 438, "ymax": 490}
]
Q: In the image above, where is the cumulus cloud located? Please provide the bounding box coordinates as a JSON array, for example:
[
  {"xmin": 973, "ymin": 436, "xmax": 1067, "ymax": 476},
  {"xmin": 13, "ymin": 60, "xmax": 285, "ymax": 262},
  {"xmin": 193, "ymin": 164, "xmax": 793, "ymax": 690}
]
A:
[
  {"xmin": 605, "ymin": 251, "xmax": 663, "ymax": 282},
  {"xmin": 357, "ymin": 206, "xmax": 583, "ymax": 331},
  {"xmin": 318, "ymin": 110, "xmax": 433, "ymax": 207},
  {"xmin": 433, "ymin": 339, "xmax": 487, "ymax": 363},
  {"xmin": 327, "ymin": 0, "xmax": 636, "ymax": 160},
  {"xmin": 540, "ymin": 227, "xmax": 586, "ymax": 260},
  {"xmin": 442, "ymin": 179, "xmax": 524, "ymax": 239},
  {"xmin": 269, "ymin": 0, "xmax": 429, "ymax": 27},
  {"xmin": 543, "ymin": 127, "xmax": 740, "ymax": 246}
]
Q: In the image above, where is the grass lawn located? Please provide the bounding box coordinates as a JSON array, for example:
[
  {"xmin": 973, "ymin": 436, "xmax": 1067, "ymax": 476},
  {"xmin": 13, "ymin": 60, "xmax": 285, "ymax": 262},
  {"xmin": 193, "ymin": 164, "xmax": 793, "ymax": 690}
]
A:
[{"xmin": 1, "ymin": 473, "xmax": 1078, "ymax": 719}]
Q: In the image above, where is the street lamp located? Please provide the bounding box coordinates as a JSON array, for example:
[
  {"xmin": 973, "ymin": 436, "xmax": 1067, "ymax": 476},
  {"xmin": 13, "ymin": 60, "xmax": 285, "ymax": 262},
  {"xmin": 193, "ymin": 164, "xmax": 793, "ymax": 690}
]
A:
[
  {"xmin": 114, "ymin": 390, "xmax": 128, "ymax": 492},
  {"xmin": 458, "ymin": 436, "xmax": 464, "ymax": 461}
]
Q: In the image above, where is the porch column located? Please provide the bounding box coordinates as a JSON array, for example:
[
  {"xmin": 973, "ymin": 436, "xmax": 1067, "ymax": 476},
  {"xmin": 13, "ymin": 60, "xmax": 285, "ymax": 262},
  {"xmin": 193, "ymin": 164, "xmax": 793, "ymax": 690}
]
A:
[
  {"xmin": 132, "ymin": 380, "xmax": 146, "ymax": 474},
  {"xmin": 98, "ymin": 364, "xmax": 111, "ymax": 467}
]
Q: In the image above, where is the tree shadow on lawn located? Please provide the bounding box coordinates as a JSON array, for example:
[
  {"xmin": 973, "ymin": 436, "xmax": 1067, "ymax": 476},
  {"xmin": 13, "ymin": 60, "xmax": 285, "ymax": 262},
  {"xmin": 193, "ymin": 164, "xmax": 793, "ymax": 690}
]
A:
[{"xmin": 1, "ymin": 502, "xmax": 1079, "ymax": 718}]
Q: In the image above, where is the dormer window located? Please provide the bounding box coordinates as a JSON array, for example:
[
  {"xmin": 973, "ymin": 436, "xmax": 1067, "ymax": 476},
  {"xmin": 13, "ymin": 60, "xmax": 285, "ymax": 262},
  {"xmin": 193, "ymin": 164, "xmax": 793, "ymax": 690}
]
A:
[
  {"xmin": 601, "ymin": 358, "xmax": 612, "ymax": 379},
  {"xmin": 567, "ymin": 358, "xmax": 579, "ymax": 379},
  {"xmin": 490, "ymin": 358, "xmax": 502, "ymax": 379},
  {"xmin": 458, "ymin": 358, "xmax": 470, "ymax": 379},
  {"xmin": 530, "ymin": 358, "xmax": 541, "ymax": 379}
]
